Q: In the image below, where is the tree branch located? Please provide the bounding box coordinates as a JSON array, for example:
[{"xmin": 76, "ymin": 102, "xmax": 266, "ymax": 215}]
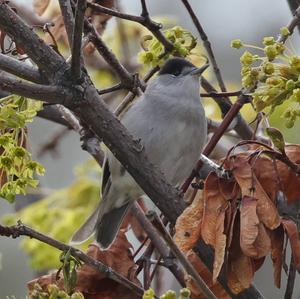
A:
[
  {"xmin": 181, "ymin": 0, "xmax": 227, "ymax": 92},
  {"xmin": 0, "ymin": 3, "xmax": 67, "ymax": 78},
  {"xmin": 86, "ymin": 1, "xmax": 173, "ymax": 51},
  {"xmin": 58, "ymin": 0, "xmax": 75, "ymax": 47},
  {"xmin": 0, "ymin": 222, "xmax": 146, "ymax": 298},
  {"xmin": 131, "ymin": 203, "xmax": 186, "ymax": 287},
  {"xmin": 87, "ymin": 30, "xmax": 138, "ymax": 91},
  {"xmin": 147, "ymin": 211, "xmax": 217, "ymax": 299},
  {"xmin": 0, "ymin": 54, "xmax": 42, "ymax": 83},
  {"xmin": 278, "ymin": 4, "xmax": 300, "ymax": 42},
  {"xmin": 71, "ymin": 0, "xmax": 86, "ymax": 80},
  {"xmin": 0, "ymin": 72, "xmax": 68, "ymax": 103}
]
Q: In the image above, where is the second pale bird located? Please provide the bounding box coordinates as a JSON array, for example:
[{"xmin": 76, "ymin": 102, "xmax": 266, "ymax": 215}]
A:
[{"xmin": 72, "ymin": 57, "xmax": 209, "ymax": 249}]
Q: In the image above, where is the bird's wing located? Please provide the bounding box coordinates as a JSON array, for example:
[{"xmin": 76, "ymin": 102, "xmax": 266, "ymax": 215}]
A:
[{"xmin": 70, "ymin": 157, "xmax": 112, "ymax": 244}]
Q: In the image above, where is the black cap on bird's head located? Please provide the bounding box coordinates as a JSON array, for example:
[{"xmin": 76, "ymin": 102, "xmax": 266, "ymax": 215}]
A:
[{"xmin": 159, "ymin": 57, "xmax": 209, "ymax": 77}]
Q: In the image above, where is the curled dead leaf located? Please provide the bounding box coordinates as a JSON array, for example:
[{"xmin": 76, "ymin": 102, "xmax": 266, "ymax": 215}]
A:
[
  {"xmin": 227, "ymin": 217, "xmax": 255, "ymax": 294},
  {"xmin": 281, "ymin": 219, "xmax": 300, "ymax": 271},
  {"xmin": 232, "ymin": 156, "xmax": 281, "ymax": 230},
  {"xmin": 240, "ymin": 196, "xmax": 271, "ymax": 258},
  {"xmin": 201, "ymin": 173, "xmax": 227, "ymax": 247},
  {"xmin": 212, "ymin": 209, "xmax": 226, "ymax": 283},
  {"xmin": 174, "ymin": 192, "xmax": 204, "ymax": 253},
  {"xmin": 270, "ymin": 226, "xmax": 284, "ymax": 288}
]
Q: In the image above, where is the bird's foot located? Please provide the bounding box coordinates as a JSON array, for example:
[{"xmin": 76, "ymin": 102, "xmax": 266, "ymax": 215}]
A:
[{"xmin": 200, "ymin": 154, "xmax": 232, "ymax": 180}]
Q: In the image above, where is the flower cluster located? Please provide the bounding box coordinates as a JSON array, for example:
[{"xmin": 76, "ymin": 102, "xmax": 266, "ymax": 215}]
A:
[
  {"xmin": 0, "ymin": 95, "xmax": 44, "ymax": 202},
  {"xmin": 232, "ymin": 27, "xmax": 300, "ymax": 127},
  {"xmin": 30, "ymin": 284, "xmax": 84, "ymax": 299},
  {"xmin": 138, "ymin": 26, "xmax": 197, "ymax": 67}
]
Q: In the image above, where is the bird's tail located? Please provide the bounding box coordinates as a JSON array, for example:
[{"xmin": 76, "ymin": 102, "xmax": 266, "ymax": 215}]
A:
[{"xmin": 96, "ymin": 202, "xmax": 131, "ymax": 249}]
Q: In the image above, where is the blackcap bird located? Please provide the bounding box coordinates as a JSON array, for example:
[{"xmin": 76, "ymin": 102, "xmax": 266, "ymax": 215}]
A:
[{"xmin": 71, "ymin": 57, "xmax": 209, "ymax": 249}]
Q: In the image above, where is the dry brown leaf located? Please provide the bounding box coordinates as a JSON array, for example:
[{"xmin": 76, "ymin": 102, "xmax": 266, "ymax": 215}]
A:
[
  {"xmin": 252, "ymin": 146, "xmax": 300, "ymax": 203},
  {"xmin": 186, "ymin": 250, "xmax": 230, "ymax": 299},
  {"xmin": 174, "ymin": 192, "xmax": 204, "ymax": 253},
  {"xmin": 212, "ymin": 209, "xmax": 226, "ymax": 283},
  {"xmin": 201, "ymin": 173, "xmax": 227, "ymax": 247},
  {"xmin": 232, "ymin": 156, "xmax": 281, "ymax": 230},
  {"xmin": 33, "ymin": 0, "xmax": 51, "ymax": 16},
  {"xmin": 270, "ymin": 226, "xmax": 284, "ymax": 288},
  {"xmin": 227, "ymin": 217, "xmax": 255, "ymax": 294},
  {"xmin": 240, "ymin": 196, "xmax": 271, "ymax": 258},
  {"xmin": 240, "ymin": 196, "xmax": 259, "ymax": 257},
  {"xmin": 28, "ymin": 230, "xmax": 141, "ymax": 299},
  {"xmin": 281, "ymin": 219, "xmax": 300, "ymax": 271}
]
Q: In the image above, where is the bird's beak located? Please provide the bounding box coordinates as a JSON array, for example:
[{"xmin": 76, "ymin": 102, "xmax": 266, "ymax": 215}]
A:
[{"xmin": 189, "ymin": 63, "xmax": 209, "ymax": 76}]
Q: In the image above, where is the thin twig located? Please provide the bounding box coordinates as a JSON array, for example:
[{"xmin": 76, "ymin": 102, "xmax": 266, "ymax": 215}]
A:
[
  {"xmin": 0, "ymin": 222, "xmax": 147, "ymax": 298},
  {"xmin": 200, "ymin": 90, "xmax": 242, "ymax": 98},
  {"xmin": 87, "ymin": 27, "xmax": 138, "ymax": 91},
  {"xmin": 86, "ymin": 1, "xmax": 173, "ymax": 51},
  {"xmin": 97, "ymin": 83, "xmax": 123, "ymax": 95},
  {"xmin": 71, "ymin": 0, "xmax": 86, "ymax": 80},
  {"xmin": 181, "ymin": 0, "xmax": 226, "ymax": 92},
  {"xmin": 58, "ymin": 0, "xmax": 75, "ymax": 46},
  {"xmin": 181, "ymin": 94, "xmax": 251, "ymax": 193},
  {"xmin": 284, "ymin": 254, "xmax": 296, "ymax": 299},
  {"xmin": 147, "ymin": 211, "xmax": 217, "ymax": 299},
  {"xmin": 278, "ymin": 5, "xmax": 300, "ymax": 42},
  {"xmin": 131, "ymin": 203, "xmax": 186, "ymax": 287},
  {"xmin": 287, "ymin": 0, "xmax": 300, "ymax": 34}
]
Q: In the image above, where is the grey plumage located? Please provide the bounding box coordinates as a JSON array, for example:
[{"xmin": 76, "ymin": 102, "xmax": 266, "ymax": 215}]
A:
[{"xmin": 71, "ymin": 58, "xmax": 208, "ymax": 249}]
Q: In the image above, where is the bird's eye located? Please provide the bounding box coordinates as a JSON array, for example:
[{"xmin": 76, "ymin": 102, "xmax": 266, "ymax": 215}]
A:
[{"xmin": 172, "ymin": 70, "xmax": 181, "ymax": 77}]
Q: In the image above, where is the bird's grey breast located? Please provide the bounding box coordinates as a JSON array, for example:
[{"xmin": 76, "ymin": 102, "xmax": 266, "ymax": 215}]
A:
[{"xmin": 122, "ymin": 91, "xmax": 207, "ymax": 185}]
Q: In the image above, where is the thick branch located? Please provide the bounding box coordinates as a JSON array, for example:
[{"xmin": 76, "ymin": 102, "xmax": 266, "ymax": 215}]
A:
[
  {"xmin": 0, "ymin": 72, "xmax": 68, "ymax": 103},
  {"xmin": 181, "ymin": 0, "xmax": 227, "ymax": 92},
  {"xmin": 71, "ymin": 0, "xmax": 86, "ymax": 80},
  {"xmin": 0, "ymin": 54, "xmax": 42, "ymax": 83},
  {"xmin": 0, "ymin": 222, "xmax": 146, "ymax": 297},
  {"xmin": 0, "ymin": 3, "xmax": 67, "ymax": 78},
  {"xmin": 37, "ymin": 105, "xmax": 72, "ymax": 127}
]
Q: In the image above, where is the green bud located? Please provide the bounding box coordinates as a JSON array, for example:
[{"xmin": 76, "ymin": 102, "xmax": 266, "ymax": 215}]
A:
[
  {"xmin": 263, "ymin": 36, "xmax": 275, "ymax": 46},
  {"xmin": 266, "ymin": 77, "xmax": 283, "ymax": 86},
  {"xmin": 13, "ymin": 146, "xmax": 27, "ymax": 158},
  {"xmin": 240, "ymin": 51, "xmax": 254, "ymax": 65},
  {"xmin": 160, "ymin": 290, "xmax": 176, "ymax": 299},
  {"xmin": 0, "ymin": 135, "xmax": 10, "ymax": 147},
  {"xmin": 275, "ymin": 42, "xmax": 285, "ymax": 54},
  {"xmin": 0, "ymin": 156, "xmax": 13, "ymax": 169},
  {"xmin": 280, "ymin": 27, "xmax": 290, "ymax": 37},
  {"xmin": 264, "ymin": 45, "xmax": 278, "ymax": 61},
  {"xmin": 293, "ymin": 88, "xmax": 300, "ymax": 101},
  {"xmin": 180, "ymin": 288, "xmax": 191, "ymax": 297},
  {"xmin": 231, "ymin": 39, "xmax": 243, "ymax": 49},
  {"xmin": 290, "ymin": 55, "xmax": 300, "ymax": 70},
  {"xmin": 285, "ymin": 118, "xmax": 295, "ymax": 128},
  {"xmin": 70, "ymin": 292, "xmax": 84, "ymax": 299},
  {"xmin": 285, "ymin": 80, "xmax": 296, "ymax": 90},
  {"xmin": 263, "ymin": 62, "xmax": 275, "ymax": 75}
]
